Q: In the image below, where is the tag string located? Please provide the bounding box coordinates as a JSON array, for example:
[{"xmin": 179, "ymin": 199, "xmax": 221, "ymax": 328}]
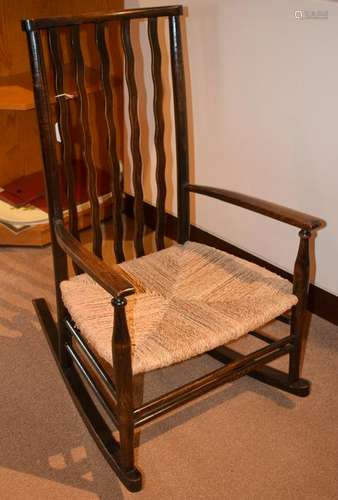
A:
[{"xmin": 55, "ymin": 93, "xmax": 75, "ymax": 100}]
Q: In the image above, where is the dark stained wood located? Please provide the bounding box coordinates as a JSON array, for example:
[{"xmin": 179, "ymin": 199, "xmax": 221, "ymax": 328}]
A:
[
  {"xmin": 289, "ymin": 229, "xmax": 311, "ymax": 382},
  {"xmin": 148, "ymin": 17, "xmax": 166, "ymax": 250},
  {"xmin": 277, "ymin": 314, "xmax": 292, "ymax": 325},
  {"xmin": 25, "ymin": 29, "xmax": 70, "ymax": 368},
  {"xmin": 169, "ymin": 15, "xmax": 190, "ymax": 243},
  {"xmin": 22, "ymin": 6, "xmax": 183, "ymax": 31},
  {"xmin": 33, "ymin": 298, "xmax": 142, "ymax": 492},
  {"xmin": 25, "ymin": 31, "xmax": 63, "ymax": 226},
  {"xmin": 209, "ymin": 345, "xmax": 310, "ymax": 397},
  {"xmin": 134, "ymin": 337, "xmax": 294, "ymax": 427},
  {"xmin": 96, "ymin": 22, "xmax": 125, "ymax": 263},
  {"xmin": 111, "ymin": 296, "xmax": 135, "ymax": 470},
  {"xmin": 121, "ymin": 19, "xmax": 145, "ymax": 257},
  {"xmin": 248, "ymin": 330, "xmax": 276, "ymax": 344},
  {"xmin": 186, "ymin": 184, "xmax": 325, "ymax": 231},
  {"xmin": 65, "ymin": 318, "xmax": 117, "ymax": 400},
  {"xmin": 66, "ymin": 343, "xmax": 119, "ymax": 427},
  {"xmin": 25, "ymin": 6, "xmax": 326, "ymax": 494},
  {"xmin": 48, "ymin": 28, "xmax": 79, "ymax": 241},
  {"xmin": 71, "ymin": 25, "xmax": 103, "ymax": 258},
  {"xmin": 54, "ymin": 220, "xmax": 135, "ymax": 298}
]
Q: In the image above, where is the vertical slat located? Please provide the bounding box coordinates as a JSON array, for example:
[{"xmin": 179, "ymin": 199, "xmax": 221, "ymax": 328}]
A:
[
  {"xmin": 48, "ymin": 28, "xmax": 79, "ymax": 240},
  {"xmin": 168, "ymin": 15, "xmax": 190, "ymax": 244},
  {"xmin": 71, "ymin": 25, "xmax": 103, "ymax": 258},
  {"xmin": 121, "ymin": 19, "xmax": 145, "ymax": 257},
  {"xmin": 96, "ymin": 22, "xmax": 125, "ymax": 263},
  {"xmin": 25, "ymin": 29, "xmax": 69, "ymax": 367},
  {"xmin": 148, "ymin": 18, "xmax": 166, "ymax": 251}
]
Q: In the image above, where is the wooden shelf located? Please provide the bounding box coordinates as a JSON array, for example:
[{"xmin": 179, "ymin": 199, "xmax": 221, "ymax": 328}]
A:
[
  {"xmin": 0, "ymin": 84, "xmax": 35, "ymax": 111},
  {"xmin": 0, "ymin": 0, "xmax": 124, "ymax": 228},
  {"xmin": 0, "ymin": 195, "xmax": 113, "ymax": 247},
  {"xmin": 0, "ymin": 66, "xmax": 121, "ymax": 111}
]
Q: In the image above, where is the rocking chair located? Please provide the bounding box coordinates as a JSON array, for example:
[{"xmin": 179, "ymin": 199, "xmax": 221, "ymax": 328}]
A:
[{"xmin": 22, "ymin": 5, "xmax": 325, "ymax": 492}]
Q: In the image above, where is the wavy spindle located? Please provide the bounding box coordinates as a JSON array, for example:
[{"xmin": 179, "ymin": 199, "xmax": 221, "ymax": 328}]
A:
[
  {"xmin": 48, "ymin": 28, "xmax": 79, "ymax": 241},
  {"xmin": 168, "ymin": 15, "xmax": 190, "ymax": 244},
  {"xmin": 71, "ymin": 25, "xmax": 103, "ymax": 258},
  {"xmin": 148, "ymin": 18, "xmax": 166, "ymax": 251},
  {"xmin": 96, "ymin": 22, "xmax": 125, "ymax": 263},
  {"xmin": 121, "ymin": 19, "xmax": 145, "ymax": 257}
]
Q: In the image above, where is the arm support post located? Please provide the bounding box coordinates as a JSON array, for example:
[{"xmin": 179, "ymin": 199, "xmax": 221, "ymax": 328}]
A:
[
  {"xmin": 289, "ymin": 229, "xmax": 311, "ymax": 382},
  {"xmin": 111, "ymin": 297, "xmax": 135, "ymax": 470}
]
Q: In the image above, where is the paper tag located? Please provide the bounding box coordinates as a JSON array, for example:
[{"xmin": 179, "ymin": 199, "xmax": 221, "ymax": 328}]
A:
[{"xmin": 55, "ymin": 122, "xmax": 62, "ymax": 143}]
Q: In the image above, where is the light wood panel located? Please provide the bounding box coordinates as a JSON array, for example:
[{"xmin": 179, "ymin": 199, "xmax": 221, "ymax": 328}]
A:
[
  {"xmin": 0, "ymin": 196, "xmax": 113, "ymax": 247},
  {"xmin": 0, "ymin": 0, "xmax": 124, "ymax": 77},
  {"xmin": 0, "ymin": 0, "xmax": 123, "ymax": 186}
]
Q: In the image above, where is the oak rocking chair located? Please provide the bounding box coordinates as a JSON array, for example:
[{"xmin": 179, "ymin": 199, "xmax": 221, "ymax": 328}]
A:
[{"xmin": 23, "ymin": 5, "xmax": 325, "ymax": 492}]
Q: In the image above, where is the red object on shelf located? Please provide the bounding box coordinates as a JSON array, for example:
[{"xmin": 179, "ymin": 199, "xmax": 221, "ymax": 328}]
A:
[
  {"xmin": 0, "ymin": 171, "xmax": 45, "ymax": 207},
  {"xmin": 0, "ymin": 161, "xmax": 111, "ymax": 212}
]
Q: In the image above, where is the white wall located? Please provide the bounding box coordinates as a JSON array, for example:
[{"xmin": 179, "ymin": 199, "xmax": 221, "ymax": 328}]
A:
[{"xmin": 125, "ymin": 0, "xmax": 338, "ymax": 296}]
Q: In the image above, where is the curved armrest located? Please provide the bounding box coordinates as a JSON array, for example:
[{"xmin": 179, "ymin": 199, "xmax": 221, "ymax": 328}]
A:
[
  {"xmin": 185, "ymin": 184, "xmax": 325, "ymax": 231},
  {"xmin": 54, "ymin": 220, "xmax": 135, "ymax": 298}
]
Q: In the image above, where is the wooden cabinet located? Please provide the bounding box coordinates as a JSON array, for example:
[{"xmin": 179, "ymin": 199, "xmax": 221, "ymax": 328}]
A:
[{"xmin": 0, "ymin": 0, "xmax": 124, "ymax": 245}]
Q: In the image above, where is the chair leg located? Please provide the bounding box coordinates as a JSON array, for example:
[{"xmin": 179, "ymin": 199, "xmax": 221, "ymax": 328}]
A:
[
  {"xmin": 288, "ymin": 307, "xmax": 310, "ymax": 385},
  {"xmin": 288, "ymin": 229, "xmax": 311, "ymax": 386},
  {"xmin": 33, "ymin": 297, "xmax": 142, "ymax": 492},
  {"xmin": 111, "ymin": 296, "xmax": 138, "ymax": 476},
  {"xmin": 119, "ymin": 414, "xmax": 135, "ymax": 470},
  {"xmin": 57, "ymin": 301, "xmax": 72, "ymax": 370},
  {"xmin": 289, "ymin": 330, "xmax": 301, "ymax": 383}
]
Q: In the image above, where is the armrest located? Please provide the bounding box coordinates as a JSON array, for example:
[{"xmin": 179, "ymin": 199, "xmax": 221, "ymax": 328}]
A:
[
  {"xmin": 185, "ymin": 184, "xmax": 325, "ymax": 231},
  {"xmin": 54, "ymin": 220, "xmax": 135, "ymax": 298}
]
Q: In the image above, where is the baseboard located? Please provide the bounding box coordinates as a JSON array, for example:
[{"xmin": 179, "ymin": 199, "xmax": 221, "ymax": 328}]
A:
[{"xmin": 124, "ymin": 194, "xmax": 338, "ymax": 327}]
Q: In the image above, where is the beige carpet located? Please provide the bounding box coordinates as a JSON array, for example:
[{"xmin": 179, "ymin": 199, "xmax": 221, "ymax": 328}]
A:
[{"xmin": 1, "ymin": 226, "xmax": 338, "ymax": 500}]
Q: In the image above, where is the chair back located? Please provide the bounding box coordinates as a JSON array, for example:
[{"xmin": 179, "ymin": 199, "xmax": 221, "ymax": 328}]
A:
[{"xmin": 22, "ymin": 5, "xmax": 189, "ymax": 265}]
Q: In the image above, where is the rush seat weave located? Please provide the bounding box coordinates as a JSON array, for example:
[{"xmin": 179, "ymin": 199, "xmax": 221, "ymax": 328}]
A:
[{"xmin": 61, "ymin": 241, "xmax": 297, "ymax": 375}]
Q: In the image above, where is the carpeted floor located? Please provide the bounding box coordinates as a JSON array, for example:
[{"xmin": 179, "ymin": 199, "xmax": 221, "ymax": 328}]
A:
[{"xmin": 1, "ymin": 228, "xmax": 338, "ymax": 499}]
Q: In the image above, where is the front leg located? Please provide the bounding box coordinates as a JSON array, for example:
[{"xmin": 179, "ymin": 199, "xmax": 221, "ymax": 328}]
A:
[
  {"xmin": 111, "ymin": 296, "xmax": 138, "ymax": 476},
  {"xmin": 289, "ymin": 229, "xmax": 311, "ymax": 383}
]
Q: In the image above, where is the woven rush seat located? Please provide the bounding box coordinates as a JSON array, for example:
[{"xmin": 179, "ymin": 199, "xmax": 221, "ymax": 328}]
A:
[{"xmin": 61, "ymin": 241, "xmax": 298, "ymax": 375}]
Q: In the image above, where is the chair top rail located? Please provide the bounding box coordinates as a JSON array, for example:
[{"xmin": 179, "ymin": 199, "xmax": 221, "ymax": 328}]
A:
[{"xmin": 22, "ymin": 5, "xmax": 183, "ymax": 32}]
